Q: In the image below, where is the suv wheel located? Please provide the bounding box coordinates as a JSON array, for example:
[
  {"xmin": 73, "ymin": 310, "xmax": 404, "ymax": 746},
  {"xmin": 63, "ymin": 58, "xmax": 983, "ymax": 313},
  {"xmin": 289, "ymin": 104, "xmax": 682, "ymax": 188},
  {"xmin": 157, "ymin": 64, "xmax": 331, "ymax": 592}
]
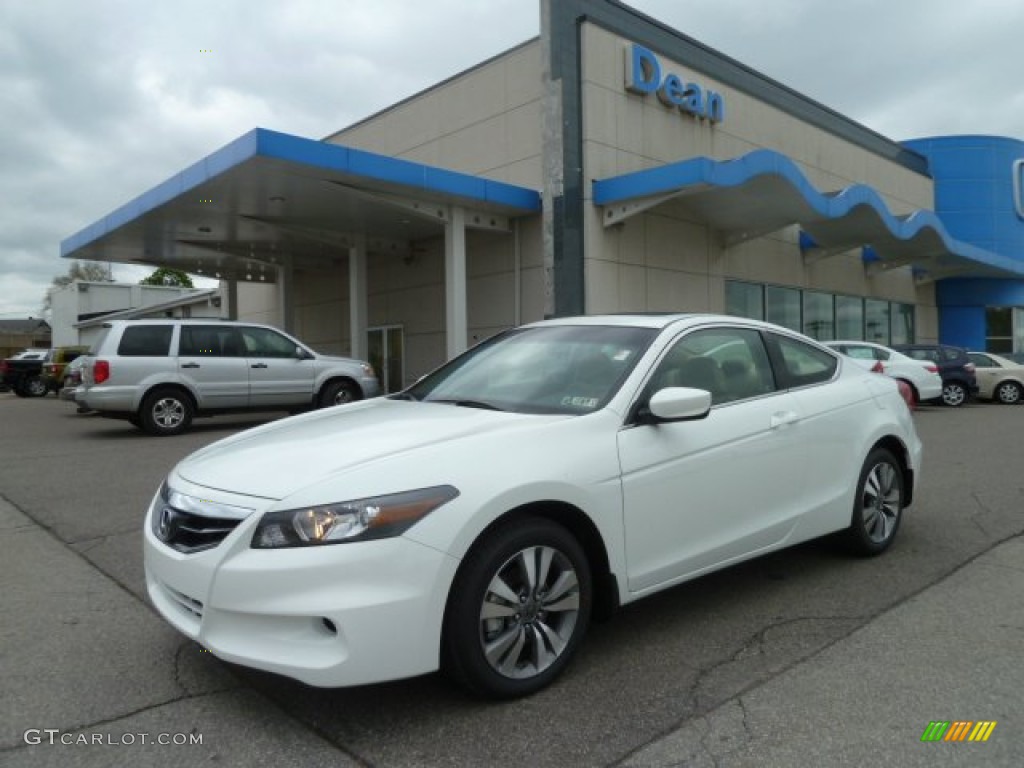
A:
[
  {"xmin": 941, "ymin": 381, "xmax": 968, "ymax": 407},
  {"xmin": 319, "ymin": 380, "xmax": 358, "ymax": 408},
  {"xmin": 140, "ymin": 388, "xmax": 193, "ymax": 436},
  {"xmin": 24, "ymin": 375, "xmax": 48, "ymax": 398}
]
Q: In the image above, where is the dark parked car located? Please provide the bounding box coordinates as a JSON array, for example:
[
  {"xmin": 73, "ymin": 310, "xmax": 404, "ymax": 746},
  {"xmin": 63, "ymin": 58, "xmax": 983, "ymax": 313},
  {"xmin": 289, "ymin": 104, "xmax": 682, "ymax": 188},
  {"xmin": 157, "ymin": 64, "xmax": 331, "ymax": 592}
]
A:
[{"xmin": 893, "ymin": 343, "xmax": 978, "ymax": 407}]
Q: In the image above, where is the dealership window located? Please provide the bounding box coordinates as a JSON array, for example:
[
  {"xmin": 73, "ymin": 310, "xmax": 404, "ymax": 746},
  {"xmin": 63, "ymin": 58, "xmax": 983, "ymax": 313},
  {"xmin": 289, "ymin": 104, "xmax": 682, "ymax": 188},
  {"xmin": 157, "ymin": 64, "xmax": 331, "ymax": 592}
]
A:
[
  {"xmin": 802, "ymin": 291, "xmax": 834, "ymax": 341},
  {"xmin": 835, "ymin": 295, "xmax": 864, "ymax": 340},
  {"xmin": 725, "ymin": 281, "xmax": 764, "ymax": 321},
  {"xmin": 765, "ymin": 286, "xmax": 801, "ymax": 332},
  {"xmin": 891, "ymin": 303, "xmax": 914, "ymax": 345},
  {"xmin": 724, "ymin": 281, "xmax": 914, "ymax": 344},
  {"xmin": 986, "ymin": 307, "xmax": 1013, "ymax": 354},
  {"xmin": 864, "ymin": 300, "xmax": 890, "ymax": 343}
]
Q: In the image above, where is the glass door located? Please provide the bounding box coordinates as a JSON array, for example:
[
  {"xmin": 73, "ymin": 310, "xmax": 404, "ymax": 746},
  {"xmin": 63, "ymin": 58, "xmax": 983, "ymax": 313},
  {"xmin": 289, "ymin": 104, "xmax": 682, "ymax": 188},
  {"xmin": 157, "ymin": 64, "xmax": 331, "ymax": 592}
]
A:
[{"xmin": 367, "ymin": 326, "xmax": 405, "ymax": 394}]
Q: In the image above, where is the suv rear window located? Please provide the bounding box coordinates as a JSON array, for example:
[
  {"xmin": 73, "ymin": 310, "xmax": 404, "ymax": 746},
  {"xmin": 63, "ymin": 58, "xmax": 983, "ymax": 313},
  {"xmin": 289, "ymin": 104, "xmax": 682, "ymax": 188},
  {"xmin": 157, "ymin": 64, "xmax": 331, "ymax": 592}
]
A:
[{"xmin": 117, "ymin": 326, "xmax": 173, "ymax": 357}]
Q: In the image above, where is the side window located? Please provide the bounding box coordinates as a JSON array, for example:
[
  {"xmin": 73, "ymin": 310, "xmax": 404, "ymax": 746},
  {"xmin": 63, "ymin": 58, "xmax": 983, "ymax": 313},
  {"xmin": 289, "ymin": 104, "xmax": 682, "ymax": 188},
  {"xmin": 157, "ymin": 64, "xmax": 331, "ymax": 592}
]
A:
[
  {"xmin": 647, "ymin": 327, "xmax": 775, "ymax": 406},
  {"xmin": 117, "ymin": 325, "xmax": 173, "ymax": 357},
  {"xmin": 942, "ymin": 347, "xmax": 964, "ymax": 362},
  {"xmin": 241, "ymin": 327, "xmax": 299, "ymax": 358},
  {"xmin": 179, "ymin": 326, "xmax": 245, "ymax": 357},
  {"xmin": 769, "ymin": 333, "xmax": 838, "ymax": 388},
  {"xmin": 844, "ymin": 346, "xmax": 875, "ymax": 361},
  {"xmin": 969, "ymin": 353, "xmax": 995, "ymax": 368}
]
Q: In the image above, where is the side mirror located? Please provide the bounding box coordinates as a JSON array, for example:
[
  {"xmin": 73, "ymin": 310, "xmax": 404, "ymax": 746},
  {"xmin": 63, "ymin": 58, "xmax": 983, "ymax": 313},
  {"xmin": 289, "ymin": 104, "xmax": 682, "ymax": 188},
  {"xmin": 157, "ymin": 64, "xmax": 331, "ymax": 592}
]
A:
[
  {"xmin": 295, "ymin": 346, "xmax": 313, "ymax": 360},
  {"xmin": 640, "ymin": 386, "xmax": 712, "ymax": 423}
]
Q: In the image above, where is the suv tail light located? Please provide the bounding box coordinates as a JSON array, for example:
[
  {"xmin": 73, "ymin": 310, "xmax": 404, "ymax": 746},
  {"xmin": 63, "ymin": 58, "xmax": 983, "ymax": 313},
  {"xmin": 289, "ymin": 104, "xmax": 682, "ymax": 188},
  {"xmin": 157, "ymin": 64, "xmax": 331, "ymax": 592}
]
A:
[
  {"xmin": 924, "ymin": 364, "xmax": 938, "ymax": 373},
  {"xmin": 870, "ymin": 361, "xmax": 885, "ymax": 374},
  {"xmin": 94, "ymin": 360, "xmax": 110, "ymax": 384}
]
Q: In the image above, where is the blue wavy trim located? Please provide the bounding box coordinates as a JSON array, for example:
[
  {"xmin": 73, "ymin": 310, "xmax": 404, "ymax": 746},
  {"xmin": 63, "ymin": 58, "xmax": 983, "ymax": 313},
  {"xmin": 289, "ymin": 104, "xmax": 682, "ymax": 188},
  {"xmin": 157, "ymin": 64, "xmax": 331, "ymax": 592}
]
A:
[{"xmin": 593, "ymin": 148, "xmax": 1024, "ymax": 276}]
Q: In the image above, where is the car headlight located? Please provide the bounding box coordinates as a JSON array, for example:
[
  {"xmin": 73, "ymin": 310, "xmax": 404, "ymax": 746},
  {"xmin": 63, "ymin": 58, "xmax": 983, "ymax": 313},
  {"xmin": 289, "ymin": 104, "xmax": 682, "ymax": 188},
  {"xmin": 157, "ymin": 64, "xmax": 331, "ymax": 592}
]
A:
[{"xmin": 251, "ymin": 485, "xmax": 459, "ymax": 548}]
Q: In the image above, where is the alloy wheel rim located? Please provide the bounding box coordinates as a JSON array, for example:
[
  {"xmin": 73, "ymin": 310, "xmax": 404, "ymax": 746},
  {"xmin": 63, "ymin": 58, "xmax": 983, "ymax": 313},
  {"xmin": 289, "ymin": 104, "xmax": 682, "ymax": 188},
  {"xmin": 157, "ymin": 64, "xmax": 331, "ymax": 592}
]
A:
[
  {"xmin": 943, "ymin": 384, "xmax": 965, "ymax": 406},
  {"xmin": 154, "ymin": 399, "xmax": 185, "ymax": 428},
  {"xmin": 998, "ymin": 383, "xmax": 1020, "ymax": 404},
  {"xmin": 478, "ymin": 545, "xmax": 580, "ymax": 680},
  {"xmin": 334, "ymin": 389, "xmax": 353, "ymax": 405},
  {"xmin": 861, "ymin": 462, "xmax": 900, "ymax": 543}
]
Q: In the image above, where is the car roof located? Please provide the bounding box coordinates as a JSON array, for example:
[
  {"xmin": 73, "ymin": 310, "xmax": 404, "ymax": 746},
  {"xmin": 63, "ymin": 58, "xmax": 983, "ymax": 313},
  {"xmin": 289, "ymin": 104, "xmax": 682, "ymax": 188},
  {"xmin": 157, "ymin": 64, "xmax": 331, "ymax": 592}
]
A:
[{"xmin": 525, "ymin": 313, "xmax": 782, "ymax": 331}]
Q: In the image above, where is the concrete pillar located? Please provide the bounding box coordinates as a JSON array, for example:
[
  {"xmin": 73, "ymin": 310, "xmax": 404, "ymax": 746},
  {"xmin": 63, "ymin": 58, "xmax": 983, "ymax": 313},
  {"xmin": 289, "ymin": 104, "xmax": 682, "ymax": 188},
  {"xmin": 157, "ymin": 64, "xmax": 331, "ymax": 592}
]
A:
[
  {"xmin": 276, "ymin": 260, "xmax": 294, "ymax": 333},
  {"xmin": 445, "ymin": 205, "xmax": 468, "ymax": 358},
  {"xmin": 225, "ymin": 279, "xmax": 238, "ymax": 320},
  {"xmin": 349, "ymin": 235, "xmax": 368, "ymax": 360}
]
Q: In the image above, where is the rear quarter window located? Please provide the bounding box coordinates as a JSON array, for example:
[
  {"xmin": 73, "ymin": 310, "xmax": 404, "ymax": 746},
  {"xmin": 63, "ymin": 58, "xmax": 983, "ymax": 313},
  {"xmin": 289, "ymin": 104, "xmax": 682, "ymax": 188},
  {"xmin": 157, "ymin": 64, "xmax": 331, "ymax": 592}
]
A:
[
  {"xmin": 117, "ymin": 326, "xmax": 173, "ymax": 357},
  {"xmin": 770, "ymin": 334, "xmax": 837, "ymax": 388}
]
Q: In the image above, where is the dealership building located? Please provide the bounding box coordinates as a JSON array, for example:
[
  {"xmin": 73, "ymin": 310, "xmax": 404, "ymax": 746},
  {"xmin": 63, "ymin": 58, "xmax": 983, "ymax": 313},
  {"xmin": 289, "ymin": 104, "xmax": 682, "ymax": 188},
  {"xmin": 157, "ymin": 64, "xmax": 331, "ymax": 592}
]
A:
[{"xmin": 62, "ymin": 0, "xmax": 1024, "ymax": 390}]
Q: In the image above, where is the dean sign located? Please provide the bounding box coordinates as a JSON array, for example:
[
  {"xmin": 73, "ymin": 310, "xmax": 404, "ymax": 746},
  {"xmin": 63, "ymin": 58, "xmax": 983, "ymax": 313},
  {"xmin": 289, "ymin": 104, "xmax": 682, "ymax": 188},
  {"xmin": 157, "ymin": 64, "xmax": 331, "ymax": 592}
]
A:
[{"xmin": 624, "ymin": 43, "xmax": 725, "ymax": 124}]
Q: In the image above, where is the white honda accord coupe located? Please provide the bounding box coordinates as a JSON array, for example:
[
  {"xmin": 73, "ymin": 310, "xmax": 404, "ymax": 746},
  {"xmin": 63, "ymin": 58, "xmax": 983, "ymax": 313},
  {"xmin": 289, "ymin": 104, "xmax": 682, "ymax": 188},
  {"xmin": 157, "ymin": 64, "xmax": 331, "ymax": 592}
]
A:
[{"xmin": 144, "ymin": 314, "xmax": 922, "ymax": 698}]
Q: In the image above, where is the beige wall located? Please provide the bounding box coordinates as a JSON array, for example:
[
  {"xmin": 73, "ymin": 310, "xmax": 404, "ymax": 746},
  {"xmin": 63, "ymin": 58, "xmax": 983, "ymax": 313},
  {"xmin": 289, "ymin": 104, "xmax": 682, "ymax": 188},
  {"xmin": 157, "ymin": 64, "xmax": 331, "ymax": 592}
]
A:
[
  {"xmin": 579, "ymin": 23, "xmax": 937, "ymax": 335},
  {"xmin": 327, "ymin": 41, "xmax": 544, "ymax": 189}
]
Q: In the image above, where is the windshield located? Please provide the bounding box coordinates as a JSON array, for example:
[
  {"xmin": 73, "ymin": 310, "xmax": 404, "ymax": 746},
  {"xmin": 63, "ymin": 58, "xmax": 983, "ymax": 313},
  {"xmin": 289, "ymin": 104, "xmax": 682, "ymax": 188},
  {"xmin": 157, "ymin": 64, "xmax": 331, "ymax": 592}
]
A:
[{"xmin": 404, "ymin": 324, "xmax": 656, "ymax": 415}]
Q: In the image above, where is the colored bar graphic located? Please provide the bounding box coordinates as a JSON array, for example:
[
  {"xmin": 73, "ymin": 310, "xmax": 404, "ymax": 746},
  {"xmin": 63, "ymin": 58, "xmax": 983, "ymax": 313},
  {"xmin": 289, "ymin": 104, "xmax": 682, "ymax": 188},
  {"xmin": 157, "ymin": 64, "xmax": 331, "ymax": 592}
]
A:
[
  {"xmin": 921, "ymin": 720, "xmax": 996, "ymax": 742},
  {"xmin": 921, "ymin": 722, "xmax": 949, "ymax": 742}
]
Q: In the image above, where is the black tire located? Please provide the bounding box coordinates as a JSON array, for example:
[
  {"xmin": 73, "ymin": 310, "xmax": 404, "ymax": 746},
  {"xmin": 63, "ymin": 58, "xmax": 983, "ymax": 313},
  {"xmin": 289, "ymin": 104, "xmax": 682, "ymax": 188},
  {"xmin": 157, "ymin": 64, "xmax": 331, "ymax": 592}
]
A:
[
  {"xmin": 442, "ymin": 516, "xmax": 592, "ymax": 699},
  {"xmin": 139, "ymin": 388, "xmax": 193, "ymax": 436},
  {"xmin": 24, "ymin": 375, "xmax": 47, "ymax": 398},
  {"xmin": 318, "ymin": 379, "xmax": 359, "ymax": 408},
  {"xmin": 843, "ymin": 448, "xmax": 904, "ymax": 556},
  {"xmin": 995, "ymin": 381, "xmax": 1022, "ymax": 405},
  {"xmin": 12, "ymin": 382, "xmax": 30, "ymax": 398},
  {"xmin": 128, "ymin": 415, "xmax": 142, "ymax": 429},
  {"xmin": 941, "ymin": 381, "xmax": 968, "ymax": 407}
]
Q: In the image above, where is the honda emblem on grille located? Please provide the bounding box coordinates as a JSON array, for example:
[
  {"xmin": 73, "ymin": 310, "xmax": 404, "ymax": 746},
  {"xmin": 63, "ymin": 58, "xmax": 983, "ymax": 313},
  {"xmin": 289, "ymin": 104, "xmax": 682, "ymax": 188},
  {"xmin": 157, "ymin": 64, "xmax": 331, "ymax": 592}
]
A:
[{"xmin": 158, "ymin": 507, "xmax": 177, "ymax": 540}]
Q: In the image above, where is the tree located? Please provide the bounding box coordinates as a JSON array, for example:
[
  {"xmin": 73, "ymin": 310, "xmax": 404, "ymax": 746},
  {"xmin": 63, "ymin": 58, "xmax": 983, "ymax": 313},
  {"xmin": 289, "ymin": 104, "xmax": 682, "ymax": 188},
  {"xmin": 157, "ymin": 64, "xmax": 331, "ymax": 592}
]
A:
[
  {"xmin": 140, "ymin": 267, "xmax": 194, "ymax": 288},
  {"xmin": 42, "ymin": 260, "xmax": 113, "ymax": 312}
]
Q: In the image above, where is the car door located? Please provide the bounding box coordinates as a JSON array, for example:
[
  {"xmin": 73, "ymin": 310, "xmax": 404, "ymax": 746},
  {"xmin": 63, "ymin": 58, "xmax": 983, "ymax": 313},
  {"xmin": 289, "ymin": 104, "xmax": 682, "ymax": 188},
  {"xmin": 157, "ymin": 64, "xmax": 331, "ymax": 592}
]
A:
[
  {"xmin": 239, "ymin": 326, "xmax": 316, "ymax": 406},
  {"xmin": 968, "ymin": 352, "xmax": 999, "ymax": 398},
  {"xmin": 177, "ymin": 325, "xmax": 250, "ymax": 408},
  {"xmin": 617, "ymin": 326, "xmax": 807, "ymax": 594}
]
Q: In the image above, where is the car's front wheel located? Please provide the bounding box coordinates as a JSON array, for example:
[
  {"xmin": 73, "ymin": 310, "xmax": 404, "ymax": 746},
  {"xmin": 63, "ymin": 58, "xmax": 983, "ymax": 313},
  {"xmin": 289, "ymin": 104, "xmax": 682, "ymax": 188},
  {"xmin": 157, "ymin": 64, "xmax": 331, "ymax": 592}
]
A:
[
  {"xmin": 995, "ymin": 381, "xmax": 1022, "ymax": 405},
  {"xmin": 443, "ymin": 516, "xmax": 592, "ymax": 699},
  {"xmin": 318, "ymin": 379, "xmax": 359, "ymax": 408},
  {"xmin": 139, "ymin": 388, "xmax": 193, "ymax": 436},
  {"xmin": 941, "ymin": 381, "xmax": 968, "ymax": 407},
  {"xmin": 843, "ymin": 448, "xmax": 904, "ymax": 556}
]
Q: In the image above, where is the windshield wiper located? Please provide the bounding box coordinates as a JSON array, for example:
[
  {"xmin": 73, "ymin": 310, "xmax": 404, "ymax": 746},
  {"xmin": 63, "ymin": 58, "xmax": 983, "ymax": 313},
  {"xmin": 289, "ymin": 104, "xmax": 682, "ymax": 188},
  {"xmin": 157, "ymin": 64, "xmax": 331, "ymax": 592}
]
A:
[{"xmin": 430, "ymin": 398, "xmax": 504, "ymax": 411}]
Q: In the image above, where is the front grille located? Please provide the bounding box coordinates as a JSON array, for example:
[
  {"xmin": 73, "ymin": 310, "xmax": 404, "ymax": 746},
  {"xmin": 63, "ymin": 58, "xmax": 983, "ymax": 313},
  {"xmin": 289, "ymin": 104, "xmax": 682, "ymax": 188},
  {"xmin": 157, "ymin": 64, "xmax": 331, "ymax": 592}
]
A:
[{"xmin": 153, "ymin": 504, "xmax": 242, "ymax": 553}]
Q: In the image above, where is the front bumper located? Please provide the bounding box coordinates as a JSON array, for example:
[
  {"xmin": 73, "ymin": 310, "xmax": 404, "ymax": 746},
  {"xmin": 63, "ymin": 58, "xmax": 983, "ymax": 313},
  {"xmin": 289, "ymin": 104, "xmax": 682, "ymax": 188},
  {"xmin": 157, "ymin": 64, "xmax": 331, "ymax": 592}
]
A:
[{"xmin": 143, "ymin": 487, "xmax": 459, "ymax": 687}]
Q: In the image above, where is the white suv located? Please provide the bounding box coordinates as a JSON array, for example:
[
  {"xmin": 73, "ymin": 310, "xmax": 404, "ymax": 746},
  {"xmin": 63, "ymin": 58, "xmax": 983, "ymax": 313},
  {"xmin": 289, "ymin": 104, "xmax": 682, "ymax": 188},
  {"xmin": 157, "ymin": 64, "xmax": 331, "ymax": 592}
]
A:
[{"xmin": 79, "ymin": 320, "xmax": 379, "ymax": 435}]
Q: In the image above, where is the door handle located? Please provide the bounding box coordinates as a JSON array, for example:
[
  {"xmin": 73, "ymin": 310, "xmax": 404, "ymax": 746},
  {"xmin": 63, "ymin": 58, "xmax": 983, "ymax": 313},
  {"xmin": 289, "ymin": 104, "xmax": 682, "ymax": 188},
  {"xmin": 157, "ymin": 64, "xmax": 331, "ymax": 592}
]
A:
[
  {"xmin": 251, "ymin": 363, "xmax": 268, "ymax": 369},
  {"xmin": 181, "ymin": 362, "xmax": 200, "ymax": 369},
  {"xmin": 770, "ymin": 410, "xmax": 799, "ymax": 429}
]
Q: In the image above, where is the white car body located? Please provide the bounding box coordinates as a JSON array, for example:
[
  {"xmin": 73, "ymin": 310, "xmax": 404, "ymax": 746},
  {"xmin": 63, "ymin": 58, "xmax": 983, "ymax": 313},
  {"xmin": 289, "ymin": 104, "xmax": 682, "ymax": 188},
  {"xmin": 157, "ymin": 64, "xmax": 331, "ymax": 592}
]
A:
[
  {"xmin": 824, "ymin": 340, "xmax": 943, "ymax": 404},
  {"xmin": 144, "ymin": 315, "xmax": 922, "ymax": 696},
  {"xmin": 967, "ymin": 351, "xmax": 1024, "ymax": 403}
]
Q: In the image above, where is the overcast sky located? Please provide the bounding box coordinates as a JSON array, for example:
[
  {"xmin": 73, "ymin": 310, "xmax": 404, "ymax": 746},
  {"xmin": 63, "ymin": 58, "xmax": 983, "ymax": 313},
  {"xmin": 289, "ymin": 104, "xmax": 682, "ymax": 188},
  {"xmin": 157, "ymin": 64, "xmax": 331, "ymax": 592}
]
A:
[{"xmin": 3, "ymin": 0, "xmax": 1023, "ymax": 318}]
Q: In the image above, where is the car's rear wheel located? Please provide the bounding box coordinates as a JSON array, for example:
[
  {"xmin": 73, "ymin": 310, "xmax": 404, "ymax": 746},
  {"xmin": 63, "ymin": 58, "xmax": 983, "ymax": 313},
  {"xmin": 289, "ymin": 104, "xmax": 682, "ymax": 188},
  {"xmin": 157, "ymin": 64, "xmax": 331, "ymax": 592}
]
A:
[
  {"xmin": 139, "ymin": 388, "xmax": 193, "ymax": 436},
  {"xmin": 843, "ymin": 448, "xmax": 904, "ymax": 556},
  {"xmin": 318, "ymin": 379, "xmax": 359, "ymax": 408},
  {"xmin": 941, "ymin": 381, "xmax": 968, "ymax": 407},
  {"xmin": 24, "ymin": 375, "xmax": 47, "ymax": 398},
  {"xmin": 995, "ymin": 381, "xmax": 1022, "ymax": 405},
  {"xmin": 443, "ymin": 516, "xmax": 592, "ymax": 698}
]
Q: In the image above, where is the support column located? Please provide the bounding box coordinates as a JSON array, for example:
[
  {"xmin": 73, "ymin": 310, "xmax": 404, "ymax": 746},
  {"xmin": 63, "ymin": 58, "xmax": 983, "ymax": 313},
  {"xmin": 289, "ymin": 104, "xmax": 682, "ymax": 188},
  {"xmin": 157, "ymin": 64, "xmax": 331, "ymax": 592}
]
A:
[
  {"xmin": 225, "ymin": 279, "xmax": 238, "ymax": 320},
  {"xmin": 349, "ymin": 235, "xmax": 368, "ymax": 360},
  {"xmin": 276, "ymin": 260, "xmax": 294, "ymax": 333},
  {"xmin": 445, "ymin": 205, "xmax": 468, "ymax": 359}
]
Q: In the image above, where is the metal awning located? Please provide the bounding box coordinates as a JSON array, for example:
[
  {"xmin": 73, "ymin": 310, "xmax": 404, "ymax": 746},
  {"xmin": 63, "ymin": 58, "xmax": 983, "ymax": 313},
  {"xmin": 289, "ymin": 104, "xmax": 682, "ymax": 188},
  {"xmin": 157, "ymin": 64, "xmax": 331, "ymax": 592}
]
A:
[
  {"xmin": 61, "ymin": 128, "xmax": 541, "ymax": 282},
  {"xmin": 593, "ymin": 149, "xmax": 1024, "ymax": 282}
]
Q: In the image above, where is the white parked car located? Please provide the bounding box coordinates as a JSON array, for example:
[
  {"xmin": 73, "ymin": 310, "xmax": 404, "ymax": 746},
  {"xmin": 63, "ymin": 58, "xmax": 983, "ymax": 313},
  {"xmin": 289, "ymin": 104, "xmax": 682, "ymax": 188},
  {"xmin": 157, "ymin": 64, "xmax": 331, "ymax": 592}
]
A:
[
  {"xmin": 144, "ymin": 315, "xmax": 922, "ymax": 698},
  {"xmin": 967, "ymin": 351, "xmax": 1024, "ymax": 404},
  {"xmin": 824, "ymin": 340, "xmax": 943, "ymax": 405}
]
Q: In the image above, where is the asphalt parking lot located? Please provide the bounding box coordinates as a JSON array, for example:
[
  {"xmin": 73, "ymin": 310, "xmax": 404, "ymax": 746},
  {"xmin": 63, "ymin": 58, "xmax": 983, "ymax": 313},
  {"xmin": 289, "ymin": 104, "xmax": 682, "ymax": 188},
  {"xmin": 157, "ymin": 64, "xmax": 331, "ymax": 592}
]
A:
[{"xmin": 2, "ymin": 395, "xmax": 1023, "ymax": 767}]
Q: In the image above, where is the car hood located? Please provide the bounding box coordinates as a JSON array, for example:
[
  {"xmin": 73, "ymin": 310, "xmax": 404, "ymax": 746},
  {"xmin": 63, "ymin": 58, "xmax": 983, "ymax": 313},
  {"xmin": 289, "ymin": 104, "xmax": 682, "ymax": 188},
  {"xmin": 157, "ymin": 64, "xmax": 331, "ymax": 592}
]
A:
[{"xmin": 175, "ymin": 399, "xmax": 569, "ymax": 500}]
